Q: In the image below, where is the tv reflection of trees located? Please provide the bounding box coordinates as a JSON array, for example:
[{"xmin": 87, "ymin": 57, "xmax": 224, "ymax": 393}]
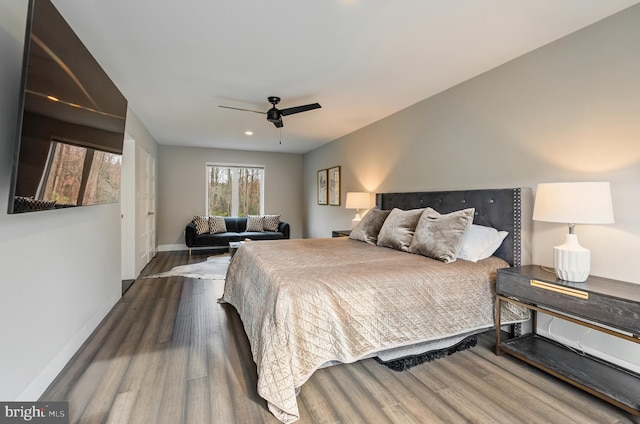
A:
[{"xmin": 42, "ymin": 141, "xmax": 121, "ymax": 206}]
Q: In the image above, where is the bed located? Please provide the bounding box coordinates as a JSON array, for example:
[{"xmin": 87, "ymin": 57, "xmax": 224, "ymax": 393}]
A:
[{"xmin": 220, "ymin": 188, "xmax": 532, "ymax": 423}]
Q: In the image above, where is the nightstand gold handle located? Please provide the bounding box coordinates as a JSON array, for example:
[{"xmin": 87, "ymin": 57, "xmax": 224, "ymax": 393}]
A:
[{"xmin": 530, "ymin": 280, "xmax": 589, "ymax": 299}]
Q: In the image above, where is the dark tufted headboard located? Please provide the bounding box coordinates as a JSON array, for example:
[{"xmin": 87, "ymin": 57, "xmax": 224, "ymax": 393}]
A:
[{"xmin": 376, "ymin": 188, "xmax": 532, "ymax": 266}]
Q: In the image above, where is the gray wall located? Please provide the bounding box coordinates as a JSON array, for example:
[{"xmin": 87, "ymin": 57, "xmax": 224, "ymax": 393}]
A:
[
  {"xmin": 304, "ymin": 5, "xmax": 640, "ymax": 371},
  {"xmin": 0, "ymin": 2, "xmax": 121, "ymax": 400},
  {"xmin": 157, "ymin": 145, "xmax": 304, "ymax": 249}
]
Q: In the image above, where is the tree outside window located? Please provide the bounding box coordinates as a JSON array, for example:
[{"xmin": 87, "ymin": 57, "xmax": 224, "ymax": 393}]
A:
[{"xmin": 207, "ymin": 165, "xmax": 264, "ymax": 216}]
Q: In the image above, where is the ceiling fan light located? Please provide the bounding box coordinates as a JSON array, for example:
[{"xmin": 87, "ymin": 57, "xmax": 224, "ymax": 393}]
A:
[{"xmin": 267, "ymin": 109, "xmax": 280, "ymax": 122}]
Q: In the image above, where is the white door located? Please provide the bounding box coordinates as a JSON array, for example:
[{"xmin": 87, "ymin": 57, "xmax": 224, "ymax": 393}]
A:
[
  {"xmin": 136, "ymin": 146, "xmax": 156, "ymax": 275},
  {"xmin": 148, "ymin": 153, "xmax": 156, "ymax": 259},
  {"xmin": 120, "ymin": 137, "xmax": 136, "ymax": 281}
]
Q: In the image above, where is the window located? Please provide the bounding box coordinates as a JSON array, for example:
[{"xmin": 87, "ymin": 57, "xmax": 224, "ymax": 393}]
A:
[
  {"xmin": 207, "ymin": 165, "xmax": 264, "ymax": 216},
  {"xmin": 39, "ymin": 139, "xmax": 121, "ymax": 206}
]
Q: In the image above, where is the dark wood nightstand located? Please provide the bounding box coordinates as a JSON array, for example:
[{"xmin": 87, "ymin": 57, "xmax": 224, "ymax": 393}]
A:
[
  {"xmin": 332, "ymin": 230, "xmax": 351, "ymax": 238},
  {"xmin": 496, "ymin": 265, "xmax": 640, "ymax": 416}
]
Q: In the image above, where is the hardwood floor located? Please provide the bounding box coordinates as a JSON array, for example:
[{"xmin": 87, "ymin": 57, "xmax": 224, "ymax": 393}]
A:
[{"xmin": 41, "ymin": 251, "xmax": 640, "ymax": 423}]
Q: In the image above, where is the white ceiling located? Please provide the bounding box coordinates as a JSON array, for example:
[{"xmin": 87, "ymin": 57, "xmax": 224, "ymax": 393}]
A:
[{"xmin": 52, "ymin": 0, "xmax": 640, "ymax": 154}]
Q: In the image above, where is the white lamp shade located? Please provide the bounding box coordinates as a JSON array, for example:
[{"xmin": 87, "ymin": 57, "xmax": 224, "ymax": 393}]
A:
[
  {"xmin": 345, "ymin": 192, "xmax": 372, "ymax": 210},
  {"xmin": 533, "ymin": 182, "xmax": 614, "ymax": 282},
  {"xmin": 533, "ymin": 182, "xmax": 614, "ymax": 224}
]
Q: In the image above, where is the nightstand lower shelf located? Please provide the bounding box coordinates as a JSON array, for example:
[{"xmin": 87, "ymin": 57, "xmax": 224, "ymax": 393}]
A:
[{"xmin": 500, "ymin": 334, "xmax": 640, "ymax": 415}]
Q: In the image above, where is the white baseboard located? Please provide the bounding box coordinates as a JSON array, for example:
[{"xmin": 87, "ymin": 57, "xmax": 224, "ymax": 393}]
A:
[
  {"xmin": 17, "ymin": 293, "xmax": 120, "ymax": 401},
  {"xmin": 157, "ymin": 243, "xmax": 187, "ymax": 252}
]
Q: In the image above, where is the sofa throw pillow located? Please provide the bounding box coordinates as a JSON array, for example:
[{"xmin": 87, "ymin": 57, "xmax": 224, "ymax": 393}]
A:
[
  {"xmin": 209, "ymin": 216, "xmax": 227, "ymax": 234},
  {"xmin": 246, "ymin": 215, "xmax": 265, "ymax": 232},
  {"xmin": 350, "ymin": 208, "xmax": 391, "ymax": 245},
  {"xmin": 193, "ymin": 216, "xmax": 209, "ymax": 235},
  {"xmin": 458, "ymin": 224, "xmax": 509, "ymax": 262},
  {"xmin": 377, "ymin": 208, "xmax": 425, "ymax": 252},
  {"xmin": 263, "ymin": 214, "xmax": 280, "ymax": 232},
  {"xmin": 409, "ymin": 207, "xmax": 475, "ymax": 263}
]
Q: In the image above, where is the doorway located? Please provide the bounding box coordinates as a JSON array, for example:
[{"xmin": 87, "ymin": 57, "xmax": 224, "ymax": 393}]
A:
[
  {"xmin": 121, "ymin": 139, "xmax": 157, "ymax": 290},
  {"xmin": 137, "ymin": 146, "xmax": 156, "ymax": 275},
  {"xmin": 121, "ymin": 136, "xmax": 136, "ymax": 287}
]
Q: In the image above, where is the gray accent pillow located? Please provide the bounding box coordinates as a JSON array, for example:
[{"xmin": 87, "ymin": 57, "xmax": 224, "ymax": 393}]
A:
[
  {"xmin": 246, "ymin": 215, "xmax": 264, "ymax": 232},
  {"xmin": 409, "ymin": 207, "xmax": 475, "ymax": 263},
  {"xmin": 209, "ymin": 216, "xmax": 227, "ymax": 234},
  {"xmin": 193, "ymin": 215, "xmax": 209, "ymax": 235},
  {"xmin": 263, "ymin": 214, "xmax": 281, "ymax": 232},
  {"xmin": 376, "ymin": 208, "xmax": 425, "ymax": 252},
  {"xmin": 349, "ymin": 208, "xmax": 391, "ymax": 245}
]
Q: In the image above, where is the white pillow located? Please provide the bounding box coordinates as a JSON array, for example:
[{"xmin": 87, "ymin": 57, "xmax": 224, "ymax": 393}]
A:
[{"xmin": 458, "ymin": 224, "xmax": 509, "ymax": 262}]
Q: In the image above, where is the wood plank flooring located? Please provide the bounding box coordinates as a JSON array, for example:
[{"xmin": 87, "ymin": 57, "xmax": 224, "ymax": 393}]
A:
[{"xmin": 41, "ymin": 251, "xmax": 640, "ymax": 423}]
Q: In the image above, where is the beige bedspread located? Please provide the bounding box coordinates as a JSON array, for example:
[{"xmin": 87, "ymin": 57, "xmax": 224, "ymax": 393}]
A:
[{"xmin": 220, "ymin": 238, "xmax": 528, "ymax": 423}]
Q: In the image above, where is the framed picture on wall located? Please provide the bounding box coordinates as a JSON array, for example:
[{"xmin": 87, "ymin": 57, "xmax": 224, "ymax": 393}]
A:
[
  {"xmin": 317, "ymin": 169, "xmax": 328, "ymax": 205},
  {"xmin": 328, "ymin": 166, "xmax": 341, "ymax": 206}
]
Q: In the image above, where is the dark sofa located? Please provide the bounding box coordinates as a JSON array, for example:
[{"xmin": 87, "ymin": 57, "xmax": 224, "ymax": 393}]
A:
[{"xmin": 185, "ymin": 216, "xmax": 290, "ymax": 255}]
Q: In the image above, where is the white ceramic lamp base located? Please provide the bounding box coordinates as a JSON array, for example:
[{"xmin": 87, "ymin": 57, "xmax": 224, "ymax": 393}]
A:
[
  {"xmin": 553, "ymin": 234, "xmax": 590, "ymax": 282},
  {"xmin": 351, "ymin": 212, "xmax": 362, "ymax": 229}
]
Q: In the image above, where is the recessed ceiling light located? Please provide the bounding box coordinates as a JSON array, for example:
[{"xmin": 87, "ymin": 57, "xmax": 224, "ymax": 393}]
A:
[{"xmin": 245, "ymin": 131, "xmax": 253, "ymax": 136}]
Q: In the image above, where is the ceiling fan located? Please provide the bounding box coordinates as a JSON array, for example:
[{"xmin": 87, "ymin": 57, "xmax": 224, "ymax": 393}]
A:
[{"xmin": 219, "ymin": 96, "xmax": 321, "ymax": 128}]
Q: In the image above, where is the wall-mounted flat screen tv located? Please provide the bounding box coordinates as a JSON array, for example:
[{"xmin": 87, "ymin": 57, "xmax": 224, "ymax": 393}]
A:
[{"xmin": 7, "ymin": 0, "xmax": 127, "ymax": 214}]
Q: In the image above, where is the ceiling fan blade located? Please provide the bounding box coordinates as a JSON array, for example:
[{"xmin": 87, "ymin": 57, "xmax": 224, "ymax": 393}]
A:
[
  {"xmin": 272, "ymin": 118, "xmax": 283, "ymax": 128},
  {"xmin": 218, "ymin": 105, "xmax": 265, "ymax": 115},
  {"xmin": 279, "ymin": 103, "xmax": 321, "ymax": 116}
]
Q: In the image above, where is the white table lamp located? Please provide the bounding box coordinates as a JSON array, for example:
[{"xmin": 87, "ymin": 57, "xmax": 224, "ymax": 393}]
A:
[
  {"xmin": 533, "ymin": 182, "xmax": 614, "ymax": 282},
  {"xmin": 345, "ymin": 192, "xmax": 372, "ymax": 228}
]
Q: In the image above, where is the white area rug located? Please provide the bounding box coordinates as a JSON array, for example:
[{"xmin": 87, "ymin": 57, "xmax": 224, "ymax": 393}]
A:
[{"xmin": 144, "ymin": 255, "xmax": 231, "ymax": 280}]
